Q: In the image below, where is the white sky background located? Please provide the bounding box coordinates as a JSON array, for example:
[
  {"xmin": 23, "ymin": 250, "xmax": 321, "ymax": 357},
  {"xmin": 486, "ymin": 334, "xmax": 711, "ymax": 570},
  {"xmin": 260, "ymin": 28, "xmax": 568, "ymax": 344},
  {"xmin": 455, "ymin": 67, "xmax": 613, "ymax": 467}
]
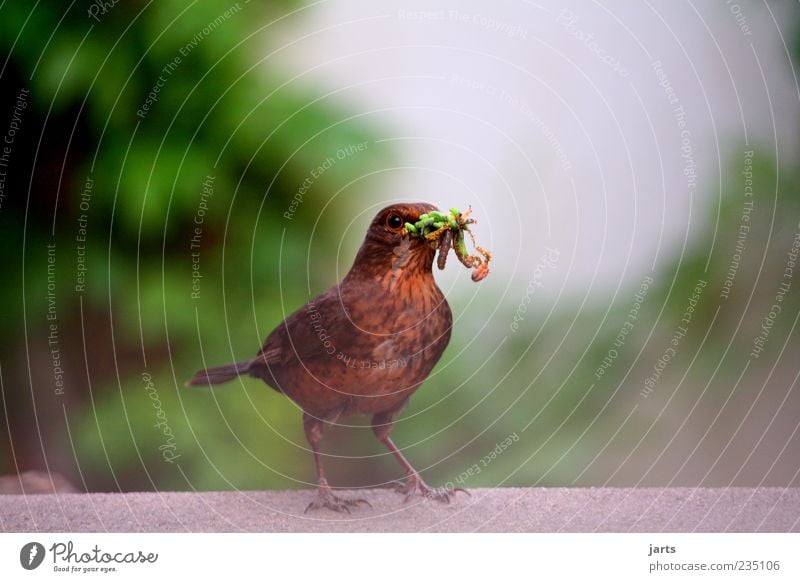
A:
[{"xmin": 274, "ymin": 0, "xmax": 799, "ymax": 302}]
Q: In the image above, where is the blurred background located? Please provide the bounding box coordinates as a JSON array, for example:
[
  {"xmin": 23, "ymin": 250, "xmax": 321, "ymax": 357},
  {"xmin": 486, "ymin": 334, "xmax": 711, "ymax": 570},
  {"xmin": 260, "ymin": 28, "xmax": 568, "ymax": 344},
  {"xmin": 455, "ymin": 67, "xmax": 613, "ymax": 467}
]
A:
[{"xmin": 1, "ymin": 0, "xmax": 799, "ymax": 495}]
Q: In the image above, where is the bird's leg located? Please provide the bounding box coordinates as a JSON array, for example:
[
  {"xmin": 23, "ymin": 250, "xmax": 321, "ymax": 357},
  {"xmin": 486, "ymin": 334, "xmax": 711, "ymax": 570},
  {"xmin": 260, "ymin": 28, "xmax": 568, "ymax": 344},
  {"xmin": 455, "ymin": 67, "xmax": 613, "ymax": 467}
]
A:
[
  {"xmin": 372, "ymin": 412, "xmax": 468, "ymax": 503},
  {"xmin": 302, "ymin": 412, "xmax": 371, "ymax": 514}
]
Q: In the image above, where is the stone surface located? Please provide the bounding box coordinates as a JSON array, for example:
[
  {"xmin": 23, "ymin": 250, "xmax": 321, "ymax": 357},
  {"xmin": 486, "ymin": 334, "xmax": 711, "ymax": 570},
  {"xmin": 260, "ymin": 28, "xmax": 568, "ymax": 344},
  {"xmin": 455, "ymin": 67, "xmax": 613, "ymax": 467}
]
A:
[{"xmin": 1, "ymin": 488, "xmax": 798, "ymax": 533}]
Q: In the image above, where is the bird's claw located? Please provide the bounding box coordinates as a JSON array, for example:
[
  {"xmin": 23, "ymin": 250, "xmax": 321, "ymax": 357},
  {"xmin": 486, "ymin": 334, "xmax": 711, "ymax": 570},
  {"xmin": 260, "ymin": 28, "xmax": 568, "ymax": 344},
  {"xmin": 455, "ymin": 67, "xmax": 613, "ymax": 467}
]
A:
[
  {"xmin": 393, "ymin": 474, "xmax": 469, "ymax": 504},
  {"xmin": 304, "ymin": 486, "xmax": 372, "ymax": 514},
  {"xmin": 381, "ymin": 478, "xmax": 411, "ymax": 493}
]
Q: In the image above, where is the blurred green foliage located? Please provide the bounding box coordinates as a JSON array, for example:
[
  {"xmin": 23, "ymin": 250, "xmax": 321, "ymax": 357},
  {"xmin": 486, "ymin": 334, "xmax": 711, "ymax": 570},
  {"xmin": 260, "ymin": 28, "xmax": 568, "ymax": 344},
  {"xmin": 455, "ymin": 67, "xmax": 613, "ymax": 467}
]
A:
[
  {"xmin": 0, "ymin": 1, "xmax": 388, "ymax": 491},
  {"xmin": 429, "ymin": 148, "xmax": 800, "ymax": 488}
]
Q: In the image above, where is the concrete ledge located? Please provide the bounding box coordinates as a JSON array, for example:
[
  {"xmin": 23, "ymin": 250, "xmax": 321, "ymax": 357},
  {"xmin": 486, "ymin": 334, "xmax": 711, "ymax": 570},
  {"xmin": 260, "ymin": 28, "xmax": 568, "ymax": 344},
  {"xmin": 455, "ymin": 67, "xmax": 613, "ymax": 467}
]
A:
[{"xmin": 1, "ymin": 488, "xmax": 798, "ymax": 533}]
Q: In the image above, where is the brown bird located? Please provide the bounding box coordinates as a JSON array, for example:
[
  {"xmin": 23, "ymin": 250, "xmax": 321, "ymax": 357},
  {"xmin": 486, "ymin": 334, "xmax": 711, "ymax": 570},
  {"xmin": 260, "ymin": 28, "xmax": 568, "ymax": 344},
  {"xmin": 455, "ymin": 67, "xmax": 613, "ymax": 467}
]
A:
[{"xmin": 187, "ymin": 202, "xmax": 462, "ymax": 512}]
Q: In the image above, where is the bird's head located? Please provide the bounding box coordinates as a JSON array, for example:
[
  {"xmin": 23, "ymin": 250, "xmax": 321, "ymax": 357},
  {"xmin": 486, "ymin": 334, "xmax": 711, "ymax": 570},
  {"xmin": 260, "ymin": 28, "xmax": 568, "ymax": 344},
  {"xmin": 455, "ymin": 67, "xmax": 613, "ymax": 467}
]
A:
[{"xmin": 348, "ymin": 202, "xmax": 439, "ymax": 279}]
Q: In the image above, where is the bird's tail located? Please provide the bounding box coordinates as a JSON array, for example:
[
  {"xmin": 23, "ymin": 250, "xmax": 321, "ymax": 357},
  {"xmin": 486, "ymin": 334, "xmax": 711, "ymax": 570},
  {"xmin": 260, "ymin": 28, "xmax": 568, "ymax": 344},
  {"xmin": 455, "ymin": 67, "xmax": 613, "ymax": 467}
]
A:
[{"xmin": 185, "ymin": 360, "xmax": 252, "ymax": 387}]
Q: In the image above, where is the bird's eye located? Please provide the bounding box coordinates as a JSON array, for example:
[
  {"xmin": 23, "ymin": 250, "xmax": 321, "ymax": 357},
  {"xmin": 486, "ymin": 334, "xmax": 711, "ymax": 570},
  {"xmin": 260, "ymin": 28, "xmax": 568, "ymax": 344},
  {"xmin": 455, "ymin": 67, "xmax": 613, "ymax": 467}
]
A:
[{"xmin": 387, "ymin": 213, "xmax": 403, "ymax": 229}]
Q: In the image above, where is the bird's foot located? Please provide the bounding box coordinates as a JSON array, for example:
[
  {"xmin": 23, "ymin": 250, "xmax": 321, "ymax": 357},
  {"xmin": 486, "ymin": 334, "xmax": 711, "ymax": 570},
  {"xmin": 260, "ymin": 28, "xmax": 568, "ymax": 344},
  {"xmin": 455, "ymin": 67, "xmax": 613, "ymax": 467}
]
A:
[
  {"xmin": 393, "ymin": 474, "xmax": 469, "ymax": 504},
  {"xmin": 304, "ymin": 482, "xmax": 372, "ymax": 514}
]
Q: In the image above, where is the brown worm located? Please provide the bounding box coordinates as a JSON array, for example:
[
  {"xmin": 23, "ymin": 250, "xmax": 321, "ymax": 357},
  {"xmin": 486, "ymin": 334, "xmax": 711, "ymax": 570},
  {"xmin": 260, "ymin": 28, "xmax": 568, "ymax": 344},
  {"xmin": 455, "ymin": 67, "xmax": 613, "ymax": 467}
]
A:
[{"xmin": 437, "ymin": 229, "xmax": 453, "ymax": 270}]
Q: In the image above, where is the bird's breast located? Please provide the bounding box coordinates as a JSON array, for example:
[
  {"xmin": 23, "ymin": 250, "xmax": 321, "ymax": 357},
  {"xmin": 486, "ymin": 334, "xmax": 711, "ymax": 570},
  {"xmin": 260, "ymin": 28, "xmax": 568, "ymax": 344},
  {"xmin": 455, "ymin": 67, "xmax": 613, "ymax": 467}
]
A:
[{"xmin": 265, "ymin": 273, "xmax": 452, "ymax": 418}]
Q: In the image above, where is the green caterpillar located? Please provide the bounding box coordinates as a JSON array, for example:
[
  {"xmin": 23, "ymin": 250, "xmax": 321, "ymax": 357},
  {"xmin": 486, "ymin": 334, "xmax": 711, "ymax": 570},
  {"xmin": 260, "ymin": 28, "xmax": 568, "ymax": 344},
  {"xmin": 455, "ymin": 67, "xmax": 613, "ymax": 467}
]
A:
[{"xmin": 406, "ymin": 208, "xmax": 469, "ymax": 239}]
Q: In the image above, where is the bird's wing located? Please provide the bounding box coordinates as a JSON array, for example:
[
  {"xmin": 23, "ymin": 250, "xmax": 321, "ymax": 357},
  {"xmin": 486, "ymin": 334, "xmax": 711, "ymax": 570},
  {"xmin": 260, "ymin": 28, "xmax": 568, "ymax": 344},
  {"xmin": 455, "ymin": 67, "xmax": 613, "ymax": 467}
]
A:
[{"xmin": 255, "ymin": 286, "xmax": 348, "ymax": 367}]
